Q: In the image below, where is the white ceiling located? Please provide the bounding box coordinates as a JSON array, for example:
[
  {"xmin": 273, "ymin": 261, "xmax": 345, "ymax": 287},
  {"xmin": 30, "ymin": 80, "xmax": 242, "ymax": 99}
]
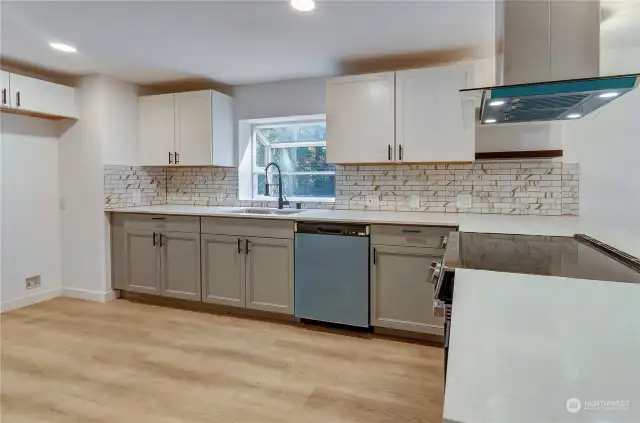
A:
[{"xmin": 1, "ymin": 0, "xmax": 497, "ymax": 85}]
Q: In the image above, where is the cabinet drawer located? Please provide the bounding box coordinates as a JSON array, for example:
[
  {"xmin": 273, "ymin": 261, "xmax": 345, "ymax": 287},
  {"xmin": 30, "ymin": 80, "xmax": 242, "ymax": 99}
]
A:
[
  {"xmin": 114, "ymin": 214, "xmax": 200, "ymax": 233},
  {"xmin": 371, "ymin": 225, "xmax": 455, "ymax": 248},
  {"xmin": 201, "ymin": 217, "xmax": 294, "ymax": 239}
]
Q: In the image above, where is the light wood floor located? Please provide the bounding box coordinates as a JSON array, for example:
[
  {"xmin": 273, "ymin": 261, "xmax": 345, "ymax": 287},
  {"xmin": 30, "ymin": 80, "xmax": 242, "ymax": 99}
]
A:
[{"xmin": 1, "ymin": 298, "xmax": 444, "ymax": 423}]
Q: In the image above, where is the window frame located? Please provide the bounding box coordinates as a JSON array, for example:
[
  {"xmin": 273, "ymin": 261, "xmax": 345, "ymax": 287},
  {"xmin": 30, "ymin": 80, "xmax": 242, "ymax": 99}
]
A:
[{"xmin": 250, "ymin": 118, "xmax": 335, "ymax": 202}]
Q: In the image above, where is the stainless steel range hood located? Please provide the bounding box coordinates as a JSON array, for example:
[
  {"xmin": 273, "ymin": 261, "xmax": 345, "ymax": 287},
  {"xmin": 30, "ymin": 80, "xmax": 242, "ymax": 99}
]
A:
[{"xmin": 464, "ymin": 0, "xmax": 639, "ymax": 125}]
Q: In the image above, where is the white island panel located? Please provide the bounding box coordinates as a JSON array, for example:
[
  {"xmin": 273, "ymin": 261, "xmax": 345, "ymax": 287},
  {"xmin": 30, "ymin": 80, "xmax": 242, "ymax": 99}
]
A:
[{"xmin": 444, "ymin": 269, "xmax": 640, "ymax": 423}]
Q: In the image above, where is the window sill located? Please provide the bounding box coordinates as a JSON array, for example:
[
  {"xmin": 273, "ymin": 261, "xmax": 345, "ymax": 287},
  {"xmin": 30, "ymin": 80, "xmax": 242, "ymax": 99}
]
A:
[{"xmin": 245, "ymin": 196, "xmax": 336, "ymax": 204}]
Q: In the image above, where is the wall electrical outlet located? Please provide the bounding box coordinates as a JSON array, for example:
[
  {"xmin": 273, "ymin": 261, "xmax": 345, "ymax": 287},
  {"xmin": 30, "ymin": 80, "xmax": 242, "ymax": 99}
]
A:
[
  {"xmin": 410, "ymin": 195, "xmax": 421, "ymax": 208},
  {"xmin": 457, "ymin": 194, "xmax": 473, "ymax": 209},
  {"xmin": 216, "ymin": 193, "xmax": 225, "ymax": 204},
  {"xmin": 25, "ymin": 275, "xmax": 41, "ymax": 290},
  {"xmin": 132, "ymin": 189, "xmax": 142, "ymax": 204},
  {"xmin": 366, "ymin": 195, "xmax": 380, "ymax": 206}
]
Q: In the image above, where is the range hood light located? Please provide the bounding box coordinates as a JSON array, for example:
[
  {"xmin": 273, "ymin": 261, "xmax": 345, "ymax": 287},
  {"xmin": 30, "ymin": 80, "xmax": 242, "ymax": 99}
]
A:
[
  {"xmin": 566, "ymin": 113, "xmax": 582, "ymax": 119},
  {"xmin": 489, "ymin": 100, "xmax": 506, "ymax": 106},
  {"xmin": 599, "ymin": 92, "xmax": 620, "ymax": 98},
  {"xmin": 484, "ymin": 118, "xmax": 497, "ymax": 124}
]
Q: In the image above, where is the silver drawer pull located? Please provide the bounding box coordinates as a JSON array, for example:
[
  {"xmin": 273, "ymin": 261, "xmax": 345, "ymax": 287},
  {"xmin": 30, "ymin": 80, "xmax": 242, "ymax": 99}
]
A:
[
  {"xmin": 151, "ymin": 217, "xmax": 166, "ymax": 220},
  {"xmin": 401, "ymin": 229, "xmax": 422, "ymax": 234}
]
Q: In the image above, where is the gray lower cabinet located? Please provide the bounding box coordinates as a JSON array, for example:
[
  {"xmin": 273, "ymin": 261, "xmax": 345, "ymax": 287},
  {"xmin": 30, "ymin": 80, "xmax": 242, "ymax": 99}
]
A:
[
  {"xmin": 245, "ymin": 237, "xmax": 294, "ymax": 314},
  {"xmin": 123, "ymin": 227, "xmax": 201, "ymax": 300},
  {"xmin": 124, "ymin": 229, "xmax": 161, "ymax": 295},
  {"xmin": 162, "ymin": 231, "xmax": 201, "ymax": 301},
  {"xmin": 371, "ymin": 245, "xmax": 444, "ymax": 335},
  {"xmin": 201, "ymin": 234, "xmax": 245, "ymax": 307}
]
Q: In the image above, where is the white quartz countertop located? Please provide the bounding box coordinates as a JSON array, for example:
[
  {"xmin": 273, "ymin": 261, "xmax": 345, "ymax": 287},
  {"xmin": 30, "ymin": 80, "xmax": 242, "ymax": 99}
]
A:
[{"xmin": 105, "ymin": 205, "xmax": 581, "ymax": 237}]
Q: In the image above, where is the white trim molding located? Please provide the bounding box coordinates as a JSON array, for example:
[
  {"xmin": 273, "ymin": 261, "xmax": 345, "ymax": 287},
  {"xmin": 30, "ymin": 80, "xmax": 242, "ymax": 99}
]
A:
[
  {"xmin": 62, "ymin": 288, "xmax": 119, "ymax": 303},
  {"xmin": 0, "ymin": 288, "xmax": 63, "ymax": 313}
]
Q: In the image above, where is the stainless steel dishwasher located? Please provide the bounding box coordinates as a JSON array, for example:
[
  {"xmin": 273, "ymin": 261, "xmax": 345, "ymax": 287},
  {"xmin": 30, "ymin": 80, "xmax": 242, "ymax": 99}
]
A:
[{"xmin": 294, "ymin": 222, "xmax": 370, "ymax": 328}]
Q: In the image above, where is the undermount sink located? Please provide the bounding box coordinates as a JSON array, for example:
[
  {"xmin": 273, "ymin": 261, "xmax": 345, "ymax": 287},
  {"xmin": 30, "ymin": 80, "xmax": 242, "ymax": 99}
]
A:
[{"xmin": 228, "ymin": 208, "xmax": 303, "ymax": 216}]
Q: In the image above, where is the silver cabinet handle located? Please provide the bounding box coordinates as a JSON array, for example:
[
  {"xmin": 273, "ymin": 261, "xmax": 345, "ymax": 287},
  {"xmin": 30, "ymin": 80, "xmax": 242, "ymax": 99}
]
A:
[
  {"xmin": 1, "ymin": 88, "xmax": 6, "ymax": 105},
  {"xmin": 169, "ymin": 152, "xmax": 173, "ymax": 164},
  {"xmin": 175, "ymin": 151, "xmax": 179, "ymax": 165},
  {"xmin": 16, "ymin": 91, "xmax": 21, "ymax": 107},
  {"xmin": 399, "ymin": 144, "xmax": 403, "ymax": 161}
]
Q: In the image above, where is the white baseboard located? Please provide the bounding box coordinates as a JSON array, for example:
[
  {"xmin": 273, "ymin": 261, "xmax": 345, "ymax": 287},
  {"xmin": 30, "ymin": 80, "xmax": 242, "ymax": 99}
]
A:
[
  {"xmin": 1, "ymin": 288, "xmax": 63, "ymax": 313},
  {"xmin": 62, "ymin": 288, "xmax": 119, "ymax": 303}
]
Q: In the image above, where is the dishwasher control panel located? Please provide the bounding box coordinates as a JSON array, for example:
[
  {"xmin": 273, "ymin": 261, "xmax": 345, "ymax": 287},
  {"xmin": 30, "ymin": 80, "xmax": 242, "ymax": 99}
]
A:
[{"xmin": 296, "ymin": 222, "xmax": 369, "ymax": 237}]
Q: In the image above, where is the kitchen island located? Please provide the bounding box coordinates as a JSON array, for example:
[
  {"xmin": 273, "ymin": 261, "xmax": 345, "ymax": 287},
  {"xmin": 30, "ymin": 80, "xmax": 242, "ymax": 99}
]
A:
[{"xmin": 444, "ymin": 268, "xmax": 640, "ymax": 423}]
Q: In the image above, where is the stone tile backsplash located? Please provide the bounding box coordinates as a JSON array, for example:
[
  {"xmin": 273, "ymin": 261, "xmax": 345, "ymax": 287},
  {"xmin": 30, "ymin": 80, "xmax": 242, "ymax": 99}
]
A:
[
  {"xmin": 104, "ymin": 166, "xmax": 166, "ymax": 209},
  {"xmin": 104, "ymin": 161, "xmax": 580, "ymax": 216}
]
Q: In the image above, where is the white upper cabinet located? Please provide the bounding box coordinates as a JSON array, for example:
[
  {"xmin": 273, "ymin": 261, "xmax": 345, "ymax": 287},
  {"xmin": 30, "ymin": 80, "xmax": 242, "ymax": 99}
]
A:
[
  {"xmin": 2, "ymin": 72, "xmax": 77, "ymax": 118},
  {"xmin": 396, "ymin": 64, "xmax": 474, "ymax": 163},
  {"xmin": 138, "ymin": 90, "xmax": 234, "ymax": 167},
  {"xmin": 325, "ymin": 63, "xmax": 475, "ymax": 164},
  {"xmin": 139, "ymin": 94, "xmax": 176, "ymax": 166},
  {"xmin": 1, "ymin": 71, "xmax": 11, "ymax": 108},
  {"xmin": 326, "ymin": 73, "xmax": 395, "ymax": 164}
]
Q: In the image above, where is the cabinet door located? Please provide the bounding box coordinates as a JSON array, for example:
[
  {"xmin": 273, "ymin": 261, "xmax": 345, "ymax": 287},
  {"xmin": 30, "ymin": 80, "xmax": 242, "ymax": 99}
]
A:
[
  {"xmin": 175, "ymin": 90, "xmax": 213, "ymax": 166},
  {"xmin": 201, "ymin": 234, "xmax": 245, "ymax": 307},
  {"xmin": 245, "ymin": 237, "xmax": 294, "ymax": 315},
  {"xmin": 161, "ymin": 231, "xmax": 201, "ymax": 301},
  {"xmin": 124, "ymin": 229, "xmax": 161, "ymax": 295},
  {"xmin": 326, "ymin": 73, "xmax": 396, "ymax": 164},
  {"xmin": 8, "ymin": 73, "xmax": 77, "ymax": 118},
  {"xmin": 139, "ymin": 94, "xmax": 176, "ymax": 166},
  {"xmin": 1, "ymin": 71, "xmax": 11, "ymax": 108},
  {"xmin": 371, "ymin": 245, "xmax": 444, "ymax": 334},
  {"xmin": 396, "ymin": 64, "xmax": 474, "ymax": 163}
]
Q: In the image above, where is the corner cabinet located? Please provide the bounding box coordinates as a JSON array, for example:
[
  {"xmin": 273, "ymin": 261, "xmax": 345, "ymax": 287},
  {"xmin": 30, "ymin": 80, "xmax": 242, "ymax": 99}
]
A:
[
  {"xmin": 1, "ymin": 71, "xmax": 78, "ymax": 119},
  {"xmin": 326, "ymin": 63, "xmax": 474, "ymax": 164},
  {"xmin": 138, "ymin": 90, "xmax": 234, "ymax": 167}
]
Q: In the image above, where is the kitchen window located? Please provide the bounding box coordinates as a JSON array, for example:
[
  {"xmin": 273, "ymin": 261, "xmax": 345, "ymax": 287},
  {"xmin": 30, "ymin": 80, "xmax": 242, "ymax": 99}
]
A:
[{"xmin": 251, "ymin": 119, "xmax": 335, "ymax": 201}]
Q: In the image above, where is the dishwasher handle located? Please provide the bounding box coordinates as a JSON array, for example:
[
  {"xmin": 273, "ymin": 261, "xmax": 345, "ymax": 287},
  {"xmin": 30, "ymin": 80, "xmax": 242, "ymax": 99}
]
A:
[{"xmin": 316, "ymin": 227, "xmax": 344, "ymax": 235}]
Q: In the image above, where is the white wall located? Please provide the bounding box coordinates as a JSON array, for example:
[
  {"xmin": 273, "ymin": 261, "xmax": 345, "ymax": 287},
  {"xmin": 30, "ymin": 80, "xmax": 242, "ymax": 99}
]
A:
[
  {"xmin": 98, "ymin": 77, "xmax": 139, "ymax": 165},
  {"xmin": 1, "ymin": 114, "xmax": 62, "ymax": 311},
  {"xmin": 563, "ymin": 46, "xmax": 640, "ymax": 256},
  {"xmin": 234, "ymin": 78, "xmax": 326, "ymax": 121},
  {"xmin": 58, "ymin": 75, "xmax": 138, "ymax": 300}
]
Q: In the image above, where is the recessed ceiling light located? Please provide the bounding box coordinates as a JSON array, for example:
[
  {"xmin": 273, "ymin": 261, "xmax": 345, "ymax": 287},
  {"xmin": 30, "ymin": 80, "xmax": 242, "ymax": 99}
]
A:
[
  {"xmin": 484, "ymin": 118, "xmax": 497, "ymax": 124},
  {"xmin": 599, "ymin": 92, "xmax": 619, "ymax": 98},
  {"xmin": 291, "ymin": 0, "xmax": 316, "ymax": 12},
  {"xmin": 49, "ymin": 42, "xmax": 77, "ymax": 53},
  {"xmin": 566, "ymin": 113, "xmax": 582, "ymax": 119},
  {"xmin": 489, "ymin": 100, "xmax": 506, "ymax": 106}
]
